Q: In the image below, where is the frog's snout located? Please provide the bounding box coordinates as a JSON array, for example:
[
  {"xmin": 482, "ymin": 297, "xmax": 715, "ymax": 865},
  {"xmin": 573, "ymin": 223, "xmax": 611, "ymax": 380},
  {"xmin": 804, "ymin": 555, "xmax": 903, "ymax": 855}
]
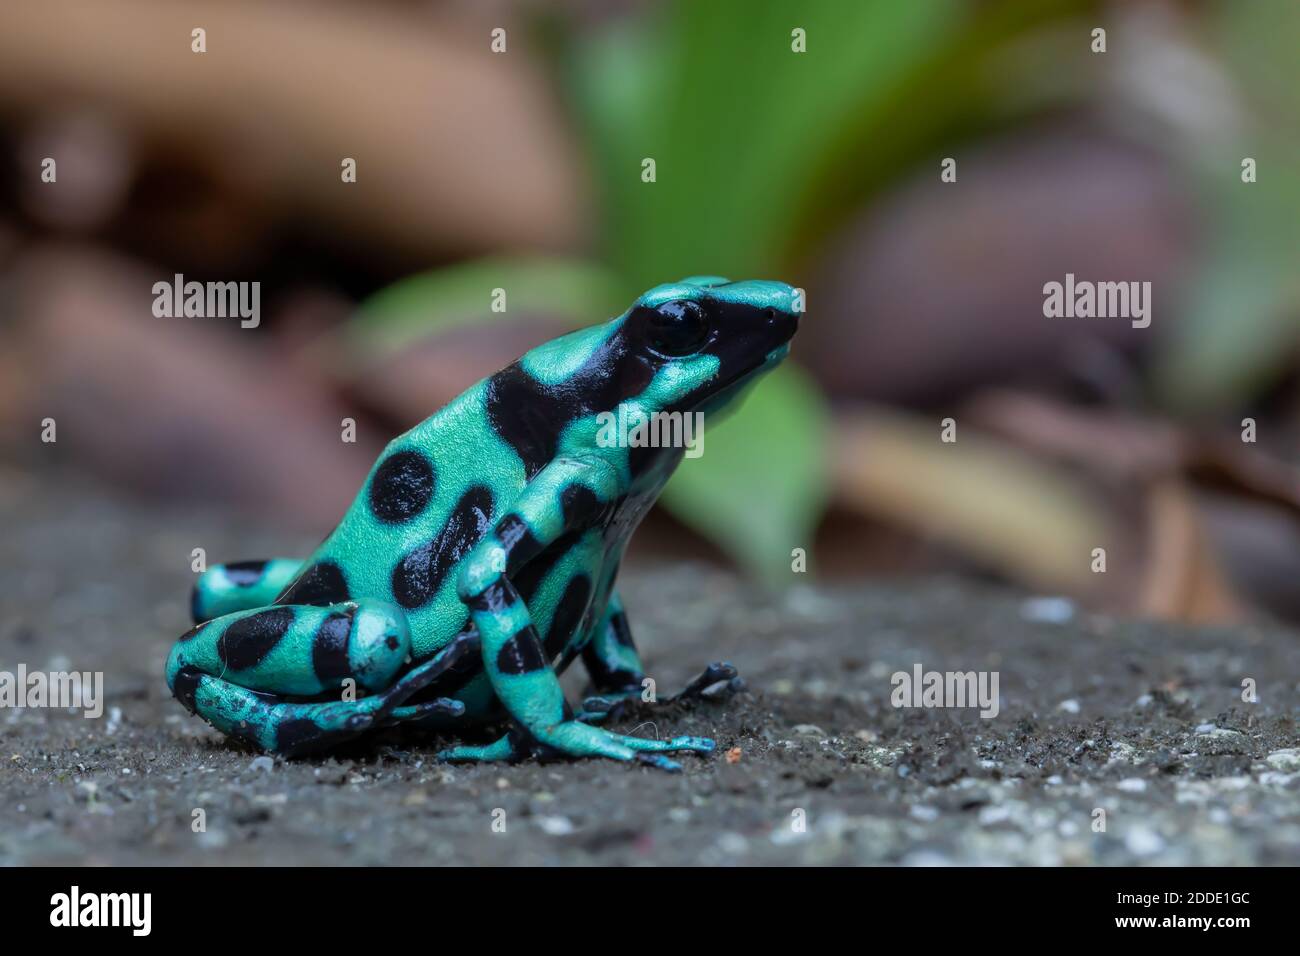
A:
[
  {"xmin": 712, "ymin": 279, "xmax": 800, "ymax": 343},
  {"xmin": 764, "ymin": 304, "xmax": 799, "ymax": 341}
]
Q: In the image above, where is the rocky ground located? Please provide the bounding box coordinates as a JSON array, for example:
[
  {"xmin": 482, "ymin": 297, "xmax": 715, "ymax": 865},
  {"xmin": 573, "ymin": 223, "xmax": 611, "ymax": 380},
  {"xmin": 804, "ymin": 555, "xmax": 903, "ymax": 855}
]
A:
[{"xmin": 2, "ymin": 473, "xmax": 1298, "ymax": 866}]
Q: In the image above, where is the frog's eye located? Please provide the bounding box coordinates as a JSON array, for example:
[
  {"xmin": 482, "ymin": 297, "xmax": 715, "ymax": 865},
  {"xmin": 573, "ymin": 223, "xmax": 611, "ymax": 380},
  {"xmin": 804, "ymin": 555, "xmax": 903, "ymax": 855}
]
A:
[{"xmin": 642, "ymin": 300, "xmax": 710, "ymax": 358}]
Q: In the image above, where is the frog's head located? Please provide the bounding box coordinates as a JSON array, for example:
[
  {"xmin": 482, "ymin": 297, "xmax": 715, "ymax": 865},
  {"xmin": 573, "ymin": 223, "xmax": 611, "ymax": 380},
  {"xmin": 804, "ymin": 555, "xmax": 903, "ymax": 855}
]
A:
[
  {"xmin": 621, "ymin": 276, "xmax": 800, "ymax": 418},
  {"xmin": 503, "ymin": 277, "xmax": 799, "ymax": 477}
]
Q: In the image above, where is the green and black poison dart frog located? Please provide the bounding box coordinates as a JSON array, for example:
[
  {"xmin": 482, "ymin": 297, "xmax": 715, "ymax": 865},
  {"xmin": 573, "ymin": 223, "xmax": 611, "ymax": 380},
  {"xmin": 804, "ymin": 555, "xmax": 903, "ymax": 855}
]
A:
[{"xmin": 166, "ymin": 277, "xmax": 799, "ymax": 771}]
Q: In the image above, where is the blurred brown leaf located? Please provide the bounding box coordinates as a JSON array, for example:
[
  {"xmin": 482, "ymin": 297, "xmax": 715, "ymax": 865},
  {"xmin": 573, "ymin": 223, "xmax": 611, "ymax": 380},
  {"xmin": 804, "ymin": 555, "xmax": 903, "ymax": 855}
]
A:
[
  {"xmin": 966, "ymin": 388, "xmax": 1300, "ymax": 622},
  {"xmin": 805, "ymin": 127, "xmax": 1189, "ymax": 404},
  {"xmin": 0, "ymin": 0, "xmax": 588, "ymax": 258},
  {"xmin": 967, "ymin": 388, "xmax": 1300, "ymax": 516},
  {"xmin": 2, "ymin": 245, "xmax": 380, "ymax": 528},
  {"xmin": 1138, "ymin": 479, "xmax": 1241, "ymax": 623},
  {"xmin": 831, "ymin": 405, "xmax": 1121, "ymax": 598}
]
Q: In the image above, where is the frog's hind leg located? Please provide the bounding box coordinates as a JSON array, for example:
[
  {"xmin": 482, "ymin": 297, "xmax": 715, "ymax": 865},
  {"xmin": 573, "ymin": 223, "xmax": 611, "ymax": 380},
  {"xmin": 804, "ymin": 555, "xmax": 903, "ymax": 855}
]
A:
[
  {"xmin": 168, "ymin": 656, "xmax": 467, "ymax": 756},
  {"xmin": 190, "ymin": 558, "xmax": 303, "ymax": 623},
  {"xmin": 166, "ymin": 602, "xmax": 473, "ymax": 755}
]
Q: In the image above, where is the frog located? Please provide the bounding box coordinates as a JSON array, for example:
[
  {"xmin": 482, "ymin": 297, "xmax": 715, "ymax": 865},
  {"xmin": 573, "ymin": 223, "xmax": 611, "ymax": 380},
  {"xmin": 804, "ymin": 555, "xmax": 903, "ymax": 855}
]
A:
[{"xmin": 165, "ymin": 276, "xmax": 800, "ymax": 771}]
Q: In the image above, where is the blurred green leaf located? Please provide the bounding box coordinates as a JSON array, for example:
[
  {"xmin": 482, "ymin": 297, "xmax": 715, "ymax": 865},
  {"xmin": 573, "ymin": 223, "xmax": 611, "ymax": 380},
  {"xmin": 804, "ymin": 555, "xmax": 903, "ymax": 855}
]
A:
[
  {"xmin": 571, "ymin": 0, "xmax": 1094, "ymax": 289},
  {"xmin": 344, "ymin": 256, "xmax": 623, "ymax": 364},
  {"xmin": 661, "ymin": 362, "xmax": 831, "ymax": 586},
  {"xmin": 1156, "ymin": 0, "xmax": 1300, "ymax": 410},
  {"xmin": 584, "ymin": 0, "xmax": 969, "ymax": 290}
]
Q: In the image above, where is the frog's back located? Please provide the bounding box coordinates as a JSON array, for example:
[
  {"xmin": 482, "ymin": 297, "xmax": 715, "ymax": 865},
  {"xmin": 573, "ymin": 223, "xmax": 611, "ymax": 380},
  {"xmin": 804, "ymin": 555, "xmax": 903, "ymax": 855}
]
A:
[{"xmin": 275, "ymin": 379, "xmax": 528, "ymax": 655}]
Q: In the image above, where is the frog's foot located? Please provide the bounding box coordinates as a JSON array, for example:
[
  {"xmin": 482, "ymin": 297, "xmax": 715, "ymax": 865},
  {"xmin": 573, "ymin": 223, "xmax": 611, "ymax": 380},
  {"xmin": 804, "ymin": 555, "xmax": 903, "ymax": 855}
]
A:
[
  {"xmin": 367, "ymin": 637, "xmax": 478, "ymax": 728},
  {"xmin": 261, "ymin": 630, "xmax": 478, "ymax": 751},
  {"xmin": 578, "ymin": 661, "xmax": 743, "ymax": 723},
  {"xmin": 438, "ymin": 721, "xmax": 713, "ymax": 773}
]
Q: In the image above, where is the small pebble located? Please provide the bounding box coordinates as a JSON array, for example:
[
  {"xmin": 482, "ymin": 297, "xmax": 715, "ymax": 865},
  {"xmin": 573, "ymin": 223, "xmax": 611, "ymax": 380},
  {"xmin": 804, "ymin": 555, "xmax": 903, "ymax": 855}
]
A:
[
  {"xmin": 979, "ymin": 804, "xmax": 1012, "ymax": 826},
  {"xmin": 197, "ymin": 829, "xmax": 229, "ymax": 850},
  {"xmin": 1124, "ymin": 825, "xmax": 1165, "ymax": 857},
  {"xmin": 1265, "ymin": 749, "xmax": 1300, "ymax": 772},
  {"xmin": 1194, "ymin": 728, "xmax": 1250, "ymax": 756},
  {"xmin": 1020, "ymin": 596, "xmax": 1075, "ymax": 624},
  {"xmin": 791, "ymin": 724, "xmax": 825, "ymax": 737},
  {"xmin": 536, "ymin": 815, "xmax": 575, "ymax": 836},
  {"xmin": 717, "ymin": 832, "xmax": 748, "ymax": 854}
]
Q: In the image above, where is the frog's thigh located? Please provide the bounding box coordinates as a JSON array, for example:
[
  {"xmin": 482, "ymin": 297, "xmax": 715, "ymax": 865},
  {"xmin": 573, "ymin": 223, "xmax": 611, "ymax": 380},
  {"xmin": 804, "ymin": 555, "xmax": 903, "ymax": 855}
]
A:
[
  {"xmin": 191, "ymin": 558, "xmax": 304, "ymax": 623},
  {"xmin": 167, "ymin": 600, "xmax": 412, "ymax": 698}
]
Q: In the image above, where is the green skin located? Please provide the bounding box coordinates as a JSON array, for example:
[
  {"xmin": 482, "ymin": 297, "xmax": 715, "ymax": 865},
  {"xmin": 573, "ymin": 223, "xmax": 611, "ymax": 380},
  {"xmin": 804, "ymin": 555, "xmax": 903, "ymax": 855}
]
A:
[{"xmin": 166, "ymin": 276, "xmax": 799, "ymax": 771}]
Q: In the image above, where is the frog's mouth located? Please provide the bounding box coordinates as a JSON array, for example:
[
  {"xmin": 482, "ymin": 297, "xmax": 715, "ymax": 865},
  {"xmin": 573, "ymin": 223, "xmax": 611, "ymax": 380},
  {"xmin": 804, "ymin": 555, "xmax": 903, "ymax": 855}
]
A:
[
  {"xmin": 720, "ymin": 335, "xmax": 793, "ymax": 390},
  {"xmin": 763, "ymin": 342, "xmax": 791, "ymax": 367},
  {"xmin": 688, "ymin": 342, "xmax": 792, "ymax": 417}
]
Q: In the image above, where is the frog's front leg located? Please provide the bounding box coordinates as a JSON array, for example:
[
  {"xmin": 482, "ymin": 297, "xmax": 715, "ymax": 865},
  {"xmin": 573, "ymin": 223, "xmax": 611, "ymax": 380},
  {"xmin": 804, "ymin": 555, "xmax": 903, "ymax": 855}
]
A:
[
  {"xmin": 446, "ymin": 457, "xmax": 714, "ymax": 772},
  {"xmin": 577, "ymin": 591, "xmax": 741, "ymax": 723},
  {"xmin": 165, "ymin": 601, "xmax": 469, "ymax": 755},
  {"xmin": 190, "ymin": 558, "xmax": 304, "ymax": 623}
]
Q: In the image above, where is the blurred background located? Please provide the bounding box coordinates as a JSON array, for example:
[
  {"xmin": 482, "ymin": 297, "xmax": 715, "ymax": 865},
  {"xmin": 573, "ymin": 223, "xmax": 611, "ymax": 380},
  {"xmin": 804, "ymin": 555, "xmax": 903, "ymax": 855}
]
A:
[{"xmin": 1, "ymin": 0, "xmax": 1298, "ymax": 625}]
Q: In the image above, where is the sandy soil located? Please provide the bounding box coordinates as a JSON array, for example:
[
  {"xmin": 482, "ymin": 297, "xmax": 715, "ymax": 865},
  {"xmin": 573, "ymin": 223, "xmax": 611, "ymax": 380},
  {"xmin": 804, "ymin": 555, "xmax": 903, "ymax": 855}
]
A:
[{"xmin": 2, "ymin": 475, "xmax": 1298, "ymax": 865}]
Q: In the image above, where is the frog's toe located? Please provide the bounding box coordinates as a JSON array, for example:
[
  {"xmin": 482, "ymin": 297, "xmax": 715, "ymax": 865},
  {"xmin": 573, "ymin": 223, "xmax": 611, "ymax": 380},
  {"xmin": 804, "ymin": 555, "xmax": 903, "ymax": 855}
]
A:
[
  {"xmin": 673, "ymin": 661, "xmax": 741, "ymax": 701},
  {"xmin": 636, "ymin": 753, "xmax": 682, "ymax": 773},
  {"xmin": 385, "ymin": 697, "xmax": 465, "ymax": 723},
  {"xmin": 436, "ymin": 733, "xmax": 519, "ymax": 764},
  {"xmin": 619, "ymin": 734, "xmax": 715, "ymax": 754}
]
